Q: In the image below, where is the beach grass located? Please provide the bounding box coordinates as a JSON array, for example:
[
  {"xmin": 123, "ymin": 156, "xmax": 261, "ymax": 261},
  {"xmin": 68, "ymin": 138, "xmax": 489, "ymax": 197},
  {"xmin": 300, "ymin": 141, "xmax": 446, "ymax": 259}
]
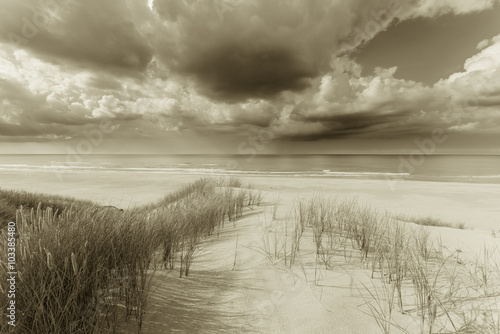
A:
[
  {"xmin": 0, "ymin": 177, "xmax": 262, "ymax": 334},
  {"xmin": 256, "ymin": 193, "xmax": 500, "ymax": 333},
  {"xmin": 0, "ymin": 189, "xmax": 95, "ymax": 228},
  {"xmin": 393, "ymin": 213, "xmax": 466, "ymax": 230},
  {"xmin": 1, "ymin": 180, "xmax": 497, "ymax": 333}
]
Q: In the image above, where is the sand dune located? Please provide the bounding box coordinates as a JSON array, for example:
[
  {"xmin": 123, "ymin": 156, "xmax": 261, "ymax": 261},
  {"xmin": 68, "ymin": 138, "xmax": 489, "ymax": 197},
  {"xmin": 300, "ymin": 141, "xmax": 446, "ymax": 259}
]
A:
[
  {"xmin": 2, "ymin": 171, "xmax": 500, "ymax": 333},
  {"xmin": 129, "ymin": 189, "xmax": 500, "ymax": 333}
]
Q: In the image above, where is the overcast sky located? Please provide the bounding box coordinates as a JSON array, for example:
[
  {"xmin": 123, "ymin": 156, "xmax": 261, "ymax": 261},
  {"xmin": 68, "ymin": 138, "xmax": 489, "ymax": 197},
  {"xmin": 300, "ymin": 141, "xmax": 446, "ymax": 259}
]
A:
[{"xmin": 0, "ymin": 0, "xmax": 499, "ymax": 154}]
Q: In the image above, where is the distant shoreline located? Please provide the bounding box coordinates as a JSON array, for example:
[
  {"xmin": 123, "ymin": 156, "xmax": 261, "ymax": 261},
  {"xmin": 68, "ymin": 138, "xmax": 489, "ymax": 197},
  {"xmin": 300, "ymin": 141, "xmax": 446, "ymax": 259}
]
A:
[
  {"xmin": 1, "ymin": 168, "xmax": 499, "ymax": 186},
  {"xmin": 1, "ymin": 154, "xmax": 499, "ymax": 186}
]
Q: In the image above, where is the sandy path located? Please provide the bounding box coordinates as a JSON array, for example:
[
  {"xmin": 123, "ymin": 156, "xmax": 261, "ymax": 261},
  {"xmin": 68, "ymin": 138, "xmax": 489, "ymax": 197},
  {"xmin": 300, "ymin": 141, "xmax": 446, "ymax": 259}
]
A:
[
  {"xmin": 123, "ymin": 192, "xmax": 500, "ymax": 333},
  {"xmin": 124, "ymin": 205, "xmax": 381, "ymax": 334}
]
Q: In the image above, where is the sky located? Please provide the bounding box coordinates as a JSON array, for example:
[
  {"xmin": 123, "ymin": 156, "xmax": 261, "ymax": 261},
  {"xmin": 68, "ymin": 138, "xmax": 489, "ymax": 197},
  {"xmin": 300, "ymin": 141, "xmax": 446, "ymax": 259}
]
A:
[{"xmin": 0, "ymin": 0, "xmax": 500, "ymax": 154}]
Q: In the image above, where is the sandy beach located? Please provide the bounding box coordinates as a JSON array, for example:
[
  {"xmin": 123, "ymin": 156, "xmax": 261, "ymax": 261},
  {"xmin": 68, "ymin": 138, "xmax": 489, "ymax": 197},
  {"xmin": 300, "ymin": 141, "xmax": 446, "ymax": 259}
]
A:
[
  {"xmin": 3, "ymin": 170, "xmax": 499, "ymax": 263},
  {"xmin": 2, "ymin": 169, "xmax": 499, "ymax": 231},
  {"xmin": 2, "ymin": 170, "xmax": 500, "ymax": 333}
]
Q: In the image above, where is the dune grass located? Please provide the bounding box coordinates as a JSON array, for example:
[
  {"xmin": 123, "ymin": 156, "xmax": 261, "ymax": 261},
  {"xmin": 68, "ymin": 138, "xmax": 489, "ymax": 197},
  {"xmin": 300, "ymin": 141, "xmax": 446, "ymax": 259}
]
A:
[
  {"xmin": 0, "ymin": 177, "xmax": 262, "ymax": 334},
  {"xmin": 0, "ymin": 189, "xmax": 95, "ymax": 228},
  {"xmin": 258, "ymin": 194, "xmax": 500, "ymax": 334},
  {"xmin": 393, "ymin": 213, "xmax": 466, "ymax": 230},
  {"xmin": 2, "ymin": 182, "xmax": 497, "ymax": 333}
]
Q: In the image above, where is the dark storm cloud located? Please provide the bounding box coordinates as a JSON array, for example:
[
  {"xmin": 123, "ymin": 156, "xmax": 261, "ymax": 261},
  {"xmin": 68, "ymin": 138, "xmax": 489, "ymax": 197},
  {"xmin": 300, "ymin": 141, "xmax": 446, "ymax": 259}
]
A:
[
  {"xmin": 0, "ymin": 119, "xmax": 72, "ymax": 137},
  {"xmin": 288, "ymin": 101, "xmax": 419, "ymax": 140},
  {"xmin": 180, "ymin": 42, "xmax": 317, "ymax": 102},
  {"xmin": 153, "ymin": 0, "xmax": 359, "ymax": 102},
  {"xmin": 153, "ymin": 0, "xmax": 481, "ymax": 103},
  {"xmin": 0, "ymin": 0, "xmax": 153, "ymax": 73},
  {"xmin": 31, "ymin": 109, "xmax": 96, "ymax": 126}
]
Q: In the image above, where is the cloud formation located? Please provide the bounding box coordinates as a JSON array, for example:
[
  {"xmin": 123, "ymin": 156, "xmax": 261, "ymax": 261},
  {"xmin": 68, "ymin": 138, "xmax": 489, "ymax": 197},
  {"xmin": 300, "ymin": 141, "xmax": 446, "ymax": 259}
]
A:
[
  {"xmin": 0, "ymin": 0, "xmax": 499, "ymax": 152},
  {"xmin": 280, "ymin": 33, "xmax": 500, "ymax": 140},
  {"xmin": 0, "ymin": 0, "xmax": 153, "ymax": 72}
]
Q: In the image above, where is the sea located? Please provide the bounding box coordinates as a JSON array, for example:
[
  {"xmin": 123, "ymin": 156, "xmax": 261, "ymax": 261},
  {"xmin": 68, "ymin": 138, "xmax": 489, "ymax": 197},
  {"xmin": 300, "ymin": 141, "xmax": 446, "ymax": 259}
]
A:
[{"xmin": 0, "ymin": 154, "xmax": 499, "ymax": 184}]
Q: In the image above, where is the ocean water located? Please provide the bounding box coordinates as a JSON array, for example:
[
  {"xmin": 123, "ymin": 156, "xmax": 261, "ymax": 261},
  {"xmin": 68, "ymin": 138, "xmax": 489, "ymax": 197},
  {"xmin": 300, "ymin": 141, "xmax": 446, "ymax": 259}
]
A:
[{"xmin": 0, "ymin": 154, "xmax": 499, "ymax": 184}]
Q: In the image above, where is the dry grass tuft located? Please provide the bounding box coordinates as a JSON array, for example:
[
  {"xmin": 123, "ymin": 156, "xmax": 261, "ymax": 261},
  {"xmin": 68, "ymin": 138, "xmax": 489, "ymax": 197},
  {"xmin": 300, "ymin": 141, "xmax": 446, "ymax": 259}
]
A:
[{"xmin": 0, "ymin": 177, "xmax": 262, "ymax": 333}]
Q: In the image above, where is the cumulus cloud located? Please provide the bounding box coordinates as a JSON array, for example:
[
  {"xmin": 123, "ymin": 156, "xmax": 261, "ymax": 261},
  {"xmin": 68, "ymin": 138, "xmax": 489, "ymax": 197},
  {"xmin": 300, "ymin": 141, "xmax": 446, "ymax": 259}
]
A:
[{"xmin": 273, "ymin": 32, "xmax": 500, "ymax": 140}]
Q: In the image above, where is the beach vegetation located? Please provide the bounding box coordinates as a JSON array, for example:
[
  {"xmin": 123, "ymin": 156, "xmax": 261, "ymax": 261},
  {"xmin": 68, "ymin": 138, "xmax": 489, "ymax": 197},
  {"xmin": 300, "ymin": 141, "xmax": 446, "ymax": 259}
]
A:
[{"xmin": 0, "ymin": 177, "xmax": 262, "ymax": 334}]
